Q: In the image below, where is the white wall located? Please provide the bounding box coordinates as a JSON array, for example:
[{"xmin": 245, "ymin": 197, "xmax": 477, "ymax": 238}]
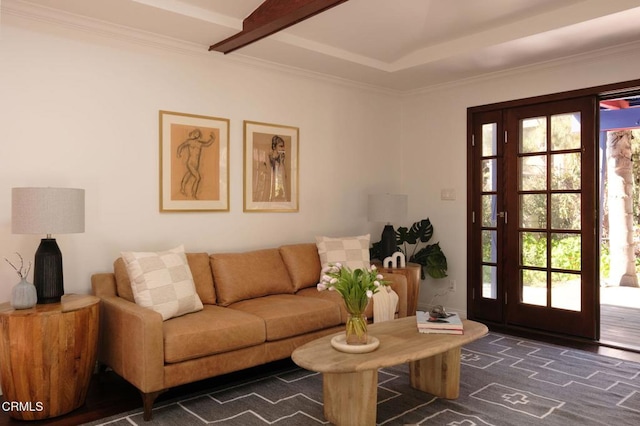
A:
[
  {"xmin": 0, "ymin": 11, "xmax": 403, "ymax": 302},
  {"xmin": 403, "ymin": 42, "xmax": 640, "ymax": 314},
  {"xmin": 4, "ymin": 6, "xmax": 640, "ymax": 316}
]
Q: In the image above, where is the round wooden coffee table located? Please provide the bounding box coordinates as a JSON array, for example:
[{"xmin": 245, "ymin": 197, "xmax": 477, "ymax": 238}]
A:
[{"xmin": 292, "ymin": 316, "xmax": 488, "ymax": 426}]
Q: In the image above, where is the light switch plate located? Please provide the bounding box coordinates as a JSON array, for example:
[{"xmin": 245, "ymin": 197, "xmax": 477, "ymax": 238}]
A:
[{"xmin": 441, "ymin": 188, "xmax": 456, "ymax": 200}]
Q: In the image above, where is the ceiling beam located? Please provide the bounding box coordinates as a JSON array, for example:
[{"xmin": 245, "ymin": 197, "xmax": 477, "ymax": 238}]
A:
[{"xmin": 209, "ymin": 0, "xmax": 349, "ymax": 54}]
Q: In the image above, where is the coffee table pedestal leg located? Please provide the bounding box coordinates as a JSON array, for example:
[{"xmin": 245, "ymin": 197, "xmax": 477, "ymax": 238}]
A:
[
  {"xmin": 410, "ymin": 347, "xmax": 461, "ymax": 399},
  {"xmin": 323, "ymin": 370, "xmax": 378, "ymax": 426}
]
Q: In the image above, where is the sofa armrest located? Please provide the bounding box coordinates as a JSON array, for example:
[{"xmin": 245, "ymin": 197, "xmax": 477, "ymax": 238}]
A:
[
  {"xmin": 381, "ymin": 272, "xmax": 408, "ymax": 318},
  {"xmin": 91, "ymin": 272, "xmax": 118, "ymax": 297},
  {"xmin": 91, "ymin": 273, "xmax": 165, "ymax": 394}
]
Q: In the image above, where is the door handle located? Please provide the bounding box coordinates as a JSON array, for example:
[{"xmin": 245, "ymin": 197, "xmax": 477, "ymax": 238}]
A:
[{"xmin": 498, "ymin": 211, "xmax": 508, "ymax": 224}]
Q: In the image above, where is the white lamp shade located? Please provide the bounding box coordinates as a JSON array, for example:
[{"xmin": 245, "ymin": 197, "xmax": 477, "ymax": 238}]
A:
[
  {"xmin": 368, "ymin": 194, "xmax": 408, "ymax": 223},
  {"xmin": 12, "ymin": 187, "xmax": 85, "ymax": 235}
]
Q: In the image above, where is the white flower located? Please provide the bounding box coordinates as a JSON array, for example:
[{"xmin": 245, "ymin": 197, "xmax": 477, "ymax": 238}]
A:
[
  {"xmin": 374, "ymin": 281, "xmax": 381, "ymax": 287},
  {"xmin": 376, "ymin": 274, "xmax": 384, "ymax": 280},
  {"xmin": 335, "ymin": 262, "xmax": 342, "ymax": 268},
  {"xmin": 317, "ymin": 283, "xmax": 327, "ymax": 291},
  {"xmin": 330, "ymin": 278, "xmax": 338, "ymax": 284},
  {"xmin": 321, "ymin": 275, "xmax": 332, "ymax": 282},
  {"xmin": 370, "ymin": 264, "xmax": 377, "ymax": 271},
  {"xmin": 366, "ymin": 290, "xmax": 373, "ymax": 298},
  {"xmin": 321, "ymin": 266, "xmax": 331, "ymax": 273},
  {"xmin": 328, "ymin": 286, "xmax": 335, "ymax": 291}
]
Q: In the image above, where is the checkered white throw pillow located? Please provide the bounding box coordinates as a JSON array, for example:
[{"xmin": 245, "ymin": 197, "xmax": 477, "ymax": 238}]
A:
[
  {"xmin": 315, "ymin": 234, "xmax": 371, "ymax": 272},
  {"xmin": 121, "ymin": 245, "xmax": 203, "ymax": 321}
]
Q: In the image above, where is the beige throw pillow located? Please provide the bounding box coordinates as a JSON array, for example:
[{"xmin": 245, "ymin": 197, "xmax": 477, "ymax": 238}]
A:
[
  {"xmin": 121, "ymin": 245, "xmax": 203, "ymax": 321},
  {"xmin": 315, "ymin": 234, "xmax": 371, "ymax": 271}
]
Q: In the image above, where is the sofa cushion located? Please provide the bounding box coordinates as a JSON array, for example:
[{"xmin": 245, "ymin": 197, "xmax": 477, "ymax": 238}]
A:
[
  {"xmin": 114, "ymin": 252, "xmax": 215, "ymax": 305},
  {"xmin": 315, "ymin": 234, "xmax": 371, "ymax": 271},
  {"xmin": 279, "ymin": 243, "xmax": 322, "ymax": 291},
  {"xmin": 210, "ymin": 249, "xmax": 295, "ymax": 306},
  {"xmin": 229, "ymin": 294, "xmax": 341, "ymax": 341},
  {"xmin": 162, "ymin": 305, "xmax": 266, "ymax": 364},
  {"xmin": 185, "ymin": 253, "xmax": 216, "ymax": 305},
  {"xmin": 296, "ymin": 286, "xmax": 373, "ymax": 322},
  {"xmin": 121, "ymin": 245, "xmax": 203, "ymax": 321},
  {"xmin": 114, "ymin": 258, "xmax": 136, "ymax": 303},
  {"xmin": 296, "ymin": 270, "xmax": 408, "ymax": 322}
]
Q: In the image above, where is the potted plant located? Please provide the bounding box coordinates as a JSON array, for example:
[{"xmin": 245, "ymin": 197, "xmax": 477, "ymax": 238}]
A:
[
  {"xmin": 317, "ymin": 263, "xmax": 388, "ymax": 344},
  {"xmin": 370, "ymin": 218, "xmax": 448, "ymax": 279}
]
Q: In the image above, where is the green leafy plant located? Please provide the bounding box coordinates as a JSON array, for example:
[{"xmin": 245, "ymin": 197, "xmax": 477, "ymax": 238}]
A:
[
  {"xmin": 370, "ymin": 218, "xmax": 448, "ymax": 279},
  {"xmin": 317, "ymin": 263, "xmax": 389, "ymax": 343},
  {"xmin": 317, "ymin": 263, "xmax": 389, "ymax": 314}
]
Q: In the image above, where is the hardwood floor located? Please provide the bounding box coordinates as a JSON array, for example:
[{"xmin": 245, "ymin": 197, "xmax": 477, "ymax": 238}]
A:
[
  {"xmin": 0, "ymin": 314, "xmax": 639, "ymax": 426},
  {"xmin": 601, "ymin": 304, "xmax": 640, "ymax": 352}
]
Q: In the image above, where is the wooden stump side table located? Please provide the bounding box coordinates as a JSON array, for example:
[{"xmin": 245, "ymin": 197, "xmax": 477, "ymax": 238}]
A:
[
  {"xmin": 374, "ymin": 261, "xmax": 421, "ymax": 316},
  {"xmin": 0, "ymin": 294, "xmax": 100, "ymax": 420}
]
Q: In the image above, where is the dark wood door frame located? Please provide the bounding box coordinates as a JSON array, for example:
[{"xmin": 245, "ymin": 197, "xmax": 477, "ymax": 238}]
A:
[{"xmin": 466, "ymin": 78, "xmax": 640, "ymax": 339}]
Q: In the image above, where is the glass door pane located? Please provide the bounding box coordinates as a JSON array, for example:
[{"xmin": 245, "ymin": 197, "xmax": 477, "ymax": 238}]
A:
[
  {"xmin": 518, "ymin": 111, "xmax": 583, "ymax": 311},
  {"xmin": 503, "ymin": 96, "xmax": 596, "ymax": 339},
  {"xmin": 470, "ymin": 95, "xmax": 596, "ymax": 339},
  {"xmin": 481, "ymin": 123, "xmax": 498, "ymax": 300},
  {"xmin": 470, "ymin": 109, "xmax": 505, "ymax": 324}
]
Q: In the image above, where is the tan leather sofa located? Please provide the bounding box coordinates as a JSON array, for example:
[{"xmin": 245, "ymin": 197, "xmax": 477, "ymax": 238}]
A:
[{"xmin": 91, "ymin": 243, "xmax": 408, "ymax": 420}]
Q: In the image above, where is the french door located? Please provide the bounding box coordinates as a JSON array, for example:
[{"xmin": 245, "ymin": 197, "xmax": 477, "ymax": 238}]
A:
[{"xmin": 468, "ymin": 96, "xmax": 598, "ymax": 339}]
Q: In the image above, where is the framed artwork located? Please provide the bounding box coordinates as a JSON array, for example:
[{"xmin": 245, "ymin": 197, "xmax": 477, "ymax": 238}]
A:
[
  {"xmin": 243, "ymin": 120, "xmax": 299, "ymax": 212},
  {"xmin": 159, "ymin": 110, "xmax": 229, "ymax": 212}
]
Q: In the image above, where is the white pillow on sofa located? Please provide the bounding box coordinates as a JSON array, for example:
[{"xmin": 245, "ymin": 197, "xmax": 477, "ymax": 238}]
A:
[
  {"xmin": 315, "ymin": 234, "xmax": 371, "ymax": 271},
  {"xmin": 121, "ymin": 245, "xmax": 203, "ymax": 321}
]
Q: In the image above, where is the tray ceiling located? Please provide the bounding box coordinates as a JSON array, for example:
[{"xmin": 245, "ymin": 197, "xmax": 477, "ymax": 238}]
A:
[{"xmin": 10, "ymin": 0, "xmax": 640, "ymax": 91}]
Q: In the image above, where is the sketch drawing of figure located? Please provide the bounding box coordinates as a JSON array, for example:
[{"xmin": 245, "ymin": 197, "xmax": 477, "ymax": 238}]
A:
[
  {"xmin": 269, "ymin": 135, "xmax": 288, "ymax": 202},
  {"xmin": 177, "ymin": 128, "xmax": 215, "ymax": 199},
  {"xmin": 253, "ymin": 149, "xmax": 269, "ymax": 202}
]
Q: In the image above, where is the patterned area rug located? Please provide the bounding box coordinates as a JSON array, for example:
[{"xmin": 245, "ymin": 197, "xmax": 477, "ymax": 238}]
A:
[{"xmin": 85, "ymin": 333, "xmax": 640, "ymax": 425}]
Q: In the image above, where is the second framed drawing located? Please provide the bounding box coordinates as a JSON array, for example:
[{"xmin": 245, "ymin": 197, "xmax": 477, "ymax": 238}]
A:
[
  {"xmin": 243, "ymin": 120, "xmax": 299, "ymax": 212},
  {"xmin": 159, "ymin": 110, "xmax": 229, "ymax": 212}
]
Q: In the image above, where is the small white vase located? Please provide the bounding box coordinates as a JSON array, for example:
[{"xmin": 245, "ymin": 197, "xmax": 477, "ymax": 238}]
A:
[{"xmin": 11, "ymin": 278, "xmax": 37, "ymax": 309}]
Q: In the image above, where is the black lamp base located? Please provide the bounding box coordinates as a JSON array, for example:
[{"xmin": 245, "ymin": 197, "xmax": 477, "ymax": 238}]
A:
[
  {"xmin": 380, "ymin": 224, "xmax": 398, "ymax": 260},
  {"xmin": 34, "ymin": 238, "xmax": 64, "ymax": 304}
]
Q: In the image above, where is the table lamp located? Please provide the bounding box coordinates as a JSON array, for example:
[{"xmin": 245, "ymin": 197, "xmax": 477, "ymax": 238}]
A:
[
  {"xmin": 368, "ymin": 193, "xmax": 408, "ymax": 260},
  {"xmin": 11, "ymin": 187, "xmax": 85, "ymax": 304}
]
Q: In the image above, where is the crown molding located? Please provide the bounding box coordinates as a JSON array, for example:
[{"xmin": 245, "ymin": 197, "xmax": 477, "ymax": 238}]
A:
[
  {"xmin": 403, "ymin": 38, "xmax": 640, "ymax": 97},
  {"xmin": 1, "ymin": 0, "xmax": 400, "ymax": 97},
  {"xmin": 2, "ymin": 0, "xmax": 207, "ymax": 55},
  {"xmin": 5, "ymin": 0, "xmax": 640, "ymax": 98}
]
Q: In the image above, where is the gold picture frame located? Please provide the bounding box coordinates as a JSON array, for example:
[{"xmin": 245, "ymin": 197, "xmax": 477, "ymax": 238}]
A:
[
  {"xmin": 160, "ymin": 110, "xmax": 229, "ymax": 212},
  {"xmin": 243, "ymin": 120, "xmax": 299, "ymax": 212}
]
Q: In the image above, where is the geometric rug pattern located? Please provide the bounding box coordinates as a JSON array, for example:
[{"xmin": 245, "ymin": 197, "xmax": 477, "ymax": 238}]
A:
[{"xmin": 85, "ymin": 333, "xmax": 640, "ymax": 425}]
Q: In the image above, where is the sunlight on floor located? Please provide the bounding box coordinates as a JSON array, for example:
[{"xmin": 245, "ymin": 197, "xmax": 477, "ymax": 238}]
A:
[
  {"xmin": 519, "ymin": 282, "xmax": 640, "ymax": 310},
  {"xmin": 600, "ymin": 285, "xmax": 640, "ymax": 309}
]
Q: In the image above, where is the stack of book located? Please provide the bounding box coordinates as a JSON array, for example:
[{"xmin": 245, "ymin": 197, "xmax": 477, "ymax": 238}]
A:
[{"xmin": 416, "ymin": 310, "xmax": 464, "ymax": 334}]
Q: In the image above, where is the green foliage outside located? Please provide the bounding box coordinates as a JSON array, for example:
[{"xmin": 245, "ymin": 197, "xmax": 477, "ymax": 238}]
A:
[
  {"xmin": 484, "ymin": 114, "xmax": 607, "ymax": 287},
  {"xmin": 600, "ymin": 243, "xmax": 610, "ymax": 279},
  {"xmin": 600, "ymin": 240, "xmax": 640, "ymax": 283},
  {"xmin": 481, "ymin": 117, "xmax": 640, "ymax": 287},
  {"xmin": 520, "ymin": 233, "xmax": 581, "ymax": 287}
]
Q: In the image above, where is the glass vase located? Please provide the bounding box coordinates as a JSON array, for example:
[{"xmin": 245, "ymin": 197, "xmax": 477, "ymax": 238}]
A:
[
  {"xmin": 345, "ymin": 312, "xmax": 368, "ymax": 345},
  {"xmin": 11, "ymin": 278, "xmax": 37, "ymax": 310}
]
